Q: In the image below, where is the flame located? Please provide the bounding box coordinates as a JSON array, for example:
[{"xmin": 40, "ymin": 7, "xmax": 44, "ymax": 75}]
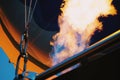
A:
[{"xmin": 50, "ymin": 0, "xmax": 117, "ymax": 66}]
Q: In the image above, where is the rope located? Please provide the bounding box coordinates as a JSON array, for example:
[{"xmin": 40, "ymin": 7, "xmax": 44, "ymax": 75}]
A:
[
  {"xmin": 27, "ymin": 0, "xmax": 32, "ymax": 25},
  {"xmin": 25, "ymin": 0, "xmax": 27, "ymax": 28},
  {"xmin": 14, "ymin": 0, "xmax": 38, "ymax": 79},
  {"xmin": 29, "ymin": 0, "xmax": 38, "ymax": 23}
]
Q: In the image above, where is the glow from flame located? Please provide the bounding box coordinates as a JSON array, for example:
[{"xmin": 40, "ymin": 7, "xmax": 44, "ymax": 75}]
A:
[{"xmin": 50, "ymin": 0, "xmax": 117, "ymax": 66}]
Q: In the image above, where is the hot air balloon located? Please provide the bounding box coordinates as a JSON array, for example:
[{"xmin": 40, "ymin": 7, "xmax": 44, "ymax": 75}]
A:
[{"xmin": 0, "ymin": 0, "xmax": 120, "ymax": 80}]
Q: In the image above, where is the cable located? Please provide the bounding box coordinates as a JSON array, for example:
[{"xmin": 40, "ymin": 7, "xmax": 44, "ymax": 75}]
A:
[
  {"xmin": 27, "ymin": 0, "xmax": 32, "ymax": 25},
  {"xmin": 14, "ymin": 0, "xmax": 38, "ymax": 80},
  {"xmin": 25, "ymin": 0, "xmax": 27, "ymax": 29},
  {"xmin": 29, "ymin": 0, "xmax": 38, "ymax": 23}
]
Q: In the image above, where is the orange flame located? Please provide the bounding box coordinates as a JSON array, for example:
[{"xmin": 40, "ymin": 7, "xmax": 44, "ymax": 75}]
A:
[{"xmin": 50, "ymin": 0, "xmax": 117, "ymax": 66}]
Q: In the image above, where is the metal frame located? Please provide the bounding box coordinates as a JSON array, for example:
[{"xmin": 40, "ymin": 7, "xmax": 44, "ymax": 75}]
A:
[{"xmin": 35, "ymin": 30, "xmax": 120, "ymax": 80}]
